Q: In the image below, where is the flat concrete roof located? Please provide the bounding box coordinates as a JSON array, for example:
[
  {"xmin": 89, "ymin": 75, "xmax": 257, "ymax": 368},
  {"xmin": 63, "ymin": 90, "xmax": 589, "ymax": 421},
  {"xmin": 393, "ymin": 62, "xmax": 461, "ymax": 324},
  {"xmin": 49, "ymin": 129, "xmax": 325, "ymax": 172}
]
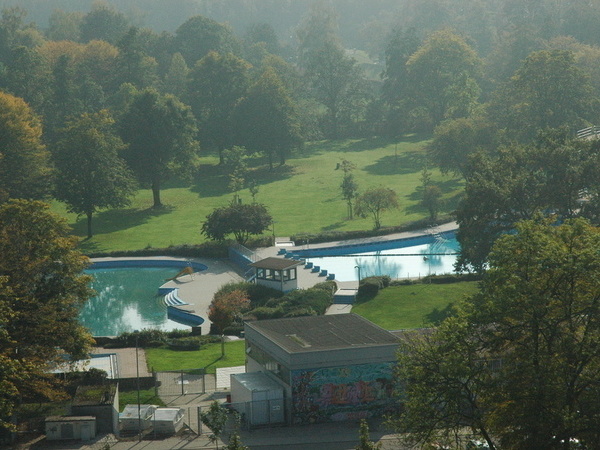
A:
[
  {"xmin": 250, "ymin": 257, "xmax": 302, "ymax": 270},
  {"xmin": 245, "ymin": 314, "xmax": 399, "ymax": 354}
]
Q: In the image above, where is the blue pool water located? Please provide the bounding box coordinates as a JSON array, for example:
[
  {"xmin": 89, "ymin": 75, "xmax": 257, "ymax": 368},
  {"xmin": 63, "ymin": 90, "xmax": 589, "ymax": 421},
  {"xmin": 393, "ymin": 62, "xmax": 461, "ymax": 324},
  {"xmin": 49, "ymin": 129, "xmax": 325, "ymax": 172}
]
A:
[
  {"xmin": 300, "ymin": 234, "xmax": 460, "ymax": 282},
  {"xmin": 80, "ymin": 267, "xmax": 187, "ymax": 336}
]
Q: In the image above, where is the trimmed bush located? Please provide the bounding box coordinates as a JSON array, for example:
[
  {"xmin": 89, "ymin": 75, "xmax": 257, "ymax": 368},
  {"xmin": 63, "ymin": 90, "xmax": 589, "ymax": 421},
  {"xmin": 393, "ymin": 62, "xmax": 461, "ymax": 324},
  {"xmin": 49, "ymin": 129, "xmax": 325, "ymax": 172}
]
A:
[
  {"xmin": 357, "ymin": 277, "xmax": 385, "ymax": 301},
  {"xmin": 166, "ymin": 337, "xmax": 201, "ymax": 351},
  {"xmin": 213, "ymin": 281, "xmax": 282, "ymax": 308},
  {"xmin": 246, "ymin": 305, "xmax": 285, "ymax": 320},
  {"xmin": 87, "ymin": 241, "xmax": 228, "ymax": 259}
]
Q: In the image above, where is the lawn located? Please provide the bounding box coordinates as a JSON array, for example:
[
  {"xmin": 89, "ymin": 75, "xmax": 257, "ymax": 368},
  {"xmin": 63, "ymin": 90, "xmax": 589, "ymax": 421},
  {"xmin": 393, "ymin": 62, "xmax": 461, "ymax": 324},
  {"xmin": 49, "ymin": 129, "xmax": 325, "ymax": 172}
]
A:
[
  {"xmin": 51, "ymin": 135, "xmax": 464, "ymax": 253},
  {"xmin": 352, "ymin": 281, "xmax": 480, "ymax": 330},
  {"xmin": 144, "ymin": 340, "xmax": 246, "ymax": 374}
]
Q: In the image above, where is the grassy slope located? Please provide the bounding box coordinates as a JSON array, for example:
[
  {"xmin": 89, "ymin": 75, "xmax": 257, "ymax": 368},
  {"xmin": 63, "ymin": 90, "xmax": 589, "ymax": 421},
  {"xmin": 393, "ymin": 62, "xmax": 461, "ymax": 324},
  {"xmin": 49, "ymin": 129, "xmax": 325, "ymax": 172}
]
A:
[
  {"xmin": 352, "ymin": 281, "xmax": 480, "ymax": 330},
  {"xmin": 52, "ymin": 135, "xmax": 464, "ymax": 253}
]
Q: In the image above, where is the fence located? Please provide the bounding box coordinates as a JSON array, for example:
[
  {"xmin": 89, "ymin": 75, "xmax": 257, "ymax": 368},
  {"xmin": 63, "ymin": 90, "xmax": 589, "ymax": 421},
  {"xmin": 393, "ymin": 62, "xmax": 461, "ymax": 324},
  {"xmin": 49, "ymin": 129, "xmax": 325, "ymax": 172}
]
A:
[
  {"xmin": 228, "ymin": 243, "xmax": 258, "ymax": 277},
  {"xmin": 154, "ymin": 369, "xmax": 208, "ymax": 396}
]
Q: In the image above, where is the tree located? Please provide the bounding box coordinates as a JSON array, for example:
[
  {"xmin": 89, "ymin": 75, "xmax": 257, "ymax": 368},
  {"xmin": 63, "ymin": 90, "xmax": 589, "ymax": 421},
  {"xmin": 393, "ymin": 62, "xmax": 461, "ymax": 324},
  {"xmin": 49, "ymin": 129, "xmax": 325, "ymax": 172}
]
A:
[
  {"xmin": 355, "ymin": 187, "xmax": 399, "ymax": 230},
  {"xmin": 226, "ymin": 432, "xmax": 248, "ymax": 450},
  {"xmin": 188, "ymin": 51, "xmax": 251, "ymax": 164},
  {"xmin": 233, "ymin": 67, "xmax": 301, "ymax": 169},
  {"xmin": 428, "ymin": 115, "xmax": 503, "ymax": 177},
  {"xmin": 202, "ymin": 202, "xmax": 273, "ymax": 245},
  {"xmin": 119, "ymin": 88, "xmax": 199, "ymax": 208},
  {"xmin": 456, "ymin": 130, "xmax": 600, "ymax": 271},
  {"xmin": 222, "ymin": 146, "xmax": 249, "ymax": 204},
  {"xmin": 391, "ymin": 217, "xmax": 600, "ymax": 449},
  {"xmin": 0, "ymin": 200, "xmax": 94, "ymax": 430},
  {"xmin": 208, "ymin": 289, "xmax": 250, "ymax": 334},
  {"xmin": 201, "ymin": 400, "xmax": 229, "ymax": 449},
  {"xmin": 490, "ymin": 49, "xmax": 595, "ymax": 141},
  {"xmin": 53, "ymin": 110, "xmax": 137, "ymax": 238},
  {"xmin": 163, "ymin": 52, "xmax": 189, "ymax": 98},
  {"xmin": 405, "ymin": 29, "xmax": 482, "ymax": 129},
  {"xmin": 420, "ymin": 167, "xmax": 443, "ymax": 221},
  {"xmin": 174, "ymin": 15, "xmax": 240, "ymax": 66},
  {"xmin": 356, "ymin": 419, "xmax": 381, "ymax": 450},
  {"xmin": 79, "ymin": 3, "xmax": 130, "ymax": 44},
  {"xmin": 339, "ymin": 159, "xmax": 358, "ymax": 219},
  {"xmin": 0, "ymin": 91, "xmax": 51, "ymax": 200}
]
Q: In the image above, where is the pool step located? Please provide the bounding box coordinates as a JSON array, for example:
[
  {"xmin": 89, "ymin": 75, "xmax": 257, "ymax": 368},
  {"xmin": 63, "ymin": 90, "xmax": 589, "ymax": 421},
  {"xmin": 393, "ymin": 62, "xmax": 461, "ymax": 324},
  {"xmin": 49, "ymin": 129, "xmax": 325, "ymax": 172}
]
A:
[
  {"xmin": 163, "ymin": 289, "xmax": 189, "ymax": 307},
  {"xmin": 333, "ymin": 288, "xmax": 358, "ymax": 305}
]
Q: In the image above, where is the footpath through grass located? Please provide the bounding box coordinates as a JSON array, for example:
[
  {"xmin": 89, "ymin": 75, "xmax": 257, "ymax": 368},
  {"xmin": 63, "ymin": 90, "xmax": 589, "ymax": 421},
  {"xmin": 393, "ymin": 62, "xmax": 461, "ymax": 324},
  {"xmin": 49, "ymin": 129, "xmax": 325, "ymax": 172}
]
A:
[
  {"xmin": 144, "ymin": 340, "xmax": 246, "ymax": 374},
  {"xmin": 51, "ymin": 135, "xmax": 464, "ymax": 253},
  {"xmin": 352, "ymin": 281, "xmax": 479, "ymax": 330}
]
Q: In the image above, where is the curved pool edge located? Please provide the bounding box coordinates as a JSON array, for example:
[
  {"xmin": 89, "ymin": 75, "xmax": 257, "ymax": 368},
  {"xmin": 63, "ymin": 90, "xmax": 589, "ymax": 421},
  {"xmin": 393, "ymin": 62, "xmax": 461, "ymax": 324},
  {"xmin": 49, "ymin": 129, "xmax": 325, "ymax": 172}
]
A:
[{"xmin": 86, "ymin": 258, "xmax": 208, "ymax": 331}]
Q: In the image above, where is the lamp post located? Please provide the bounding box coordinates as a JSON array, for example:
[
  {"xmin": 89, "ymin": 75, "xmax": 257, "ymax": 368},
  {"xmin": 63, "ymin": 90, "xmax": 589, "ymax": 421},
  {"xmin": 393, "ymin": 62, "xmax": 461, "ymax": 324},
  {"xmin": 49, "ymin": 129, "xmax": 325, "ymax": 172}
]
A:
[
  {"xmin": 135, "ymin": 330, "xmax": 141, "ymax": 442},
  {"xmin": 355, "ymin": 265, "xmax": 361, "ymax": 284}
]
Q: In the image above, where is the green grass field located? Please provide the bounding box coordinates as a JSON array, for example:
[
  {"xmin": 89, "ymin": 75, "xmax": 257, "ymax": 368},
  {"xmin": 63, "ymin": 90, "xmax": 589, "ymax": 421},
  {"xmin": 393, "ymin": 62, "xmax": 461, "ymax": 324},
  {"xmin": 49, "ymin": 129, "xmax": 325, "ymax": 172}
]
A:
[
  {"xmin": 352, "ymin": 281, "xmax": 479, "ymax": 330},
  {"xmin": 52, "ymin": 135, "xmax": 463, "ymax": 253},
  {"xmin": 144, "ymin": 340, "xmax": 246, "ymax": 374}
]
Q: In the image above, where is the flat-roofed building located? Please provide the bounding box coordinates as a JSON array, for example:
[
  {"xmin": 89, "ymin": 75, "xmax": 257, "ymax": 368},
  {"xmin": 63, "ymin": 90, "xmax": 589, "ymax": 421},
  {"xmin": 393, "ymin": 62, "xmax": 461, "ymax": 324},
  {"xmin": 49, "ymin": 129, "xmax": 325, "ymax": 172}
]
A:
[{"xmin": 240, "ymin": 314, "xmax": 399, "ymax": 424}]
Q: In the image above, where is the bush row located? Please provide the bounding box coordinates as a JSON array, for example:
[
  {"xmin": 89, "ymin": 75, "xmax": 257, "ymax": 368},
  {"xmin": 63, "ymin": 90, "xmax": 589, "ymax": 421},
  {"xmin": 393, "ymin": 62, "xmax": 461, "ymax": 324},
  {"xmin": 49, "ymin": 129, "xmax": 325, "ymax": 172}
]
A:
[{"xmin": 86, "ymin": 242, "xmax": 229, "ymax": 259}]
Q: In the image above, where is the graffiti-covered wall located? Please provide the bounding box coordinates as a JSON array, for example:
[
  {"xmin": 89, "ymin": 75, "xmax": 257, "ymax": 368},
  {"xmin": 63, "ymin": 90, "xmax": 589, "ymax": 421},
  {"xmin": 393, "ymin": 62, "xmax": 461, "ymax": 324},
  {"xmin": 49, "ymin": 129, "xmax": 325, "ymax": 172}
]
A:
[{"xmin": 291, "ymin": 362, "xmax": 395, "ymax": 424}]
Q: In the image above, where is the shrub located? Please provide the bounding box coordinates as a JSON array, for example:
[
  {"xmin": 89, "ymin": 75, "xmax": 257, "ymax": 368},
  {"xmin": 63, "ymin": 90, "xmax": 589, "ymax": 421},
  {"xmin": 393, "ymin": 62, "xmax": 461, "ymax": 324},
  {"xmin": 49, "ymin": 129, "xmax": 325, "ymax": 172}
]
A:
[
  {"xmin": 166, "ymin": 337, "xmax": 201, "ymax": 351},
  {"xmin": 312, "ymin": 280, "xmax": 337, "ymax": 294},
  {"xmin": 246, "ymin": 305, "xmax": 285, "ymax": 320},
  {"xmin": 283, "ymin": 307, "xmax": 317, "ymax": 318},
  {"xmin": 107, "ymin": 329, "xmax": 166, "ymax": 348},
  {"xmin": 213, "ymin": 281, "xmax": 282, "ymax": 308},
  {"xmin": 357, "ymin": 277, "xmax": 385, "ymax": 301},
  {"xmin": 283, "ymin": 288, "xmax": 332, "ymax": 315}
]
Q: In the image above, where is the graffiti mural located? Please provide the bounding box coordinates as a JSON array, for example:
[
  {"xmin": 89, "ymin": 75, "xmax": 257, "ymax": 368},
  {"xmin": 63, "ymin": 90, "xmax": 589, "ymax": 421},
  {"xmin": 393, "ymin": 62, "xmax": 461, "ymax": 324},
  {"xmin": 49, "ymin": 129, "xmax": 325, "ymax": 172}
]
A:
[{"xmin": 291, "ymin": 362, "xmax": 395, "ymax": 424}]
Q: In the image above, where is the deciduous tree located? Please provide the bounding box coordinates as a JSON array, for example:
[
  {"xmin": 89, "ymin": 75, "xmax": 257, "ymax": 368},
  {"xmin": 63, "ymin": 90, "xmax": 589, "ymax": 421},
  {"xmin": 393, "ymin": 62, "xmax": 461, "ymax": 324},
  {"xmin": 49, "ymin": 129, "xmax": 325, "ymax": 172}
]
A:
[
  {"xmin": 53, "ymin": 110, "xmax": 137, "ymax": 238},
  {"xmin": 0, "ymin": 200, "xmax": 94, "ymax": 430},
  {"xmin": 202, "ymin": 202, "xmax": 273, "ymax": 245},
  {"xmin": 355, "ymin": 187, "xmax": 399, "ymax": 230},
  {"xmin": 233, "ymin": 67, "xmax": 301, "ymax": 169},
  {"xmin": 391, "ymin": 217, "xmax": 600, "ymax": 449},
  {"xmin": 119, "ymin": 88, "xmax": 199, "ymax": 208},
  {"xmin": 0, "ymin": 91, "xmax": 51, "ymax": 200},
  {"xmin": 188, "ymin": 51, "xmax": 251, "ymax": 164},
  {"xmin": 208, "ymin": 289, "xmax": 250, "ymax": 334}
]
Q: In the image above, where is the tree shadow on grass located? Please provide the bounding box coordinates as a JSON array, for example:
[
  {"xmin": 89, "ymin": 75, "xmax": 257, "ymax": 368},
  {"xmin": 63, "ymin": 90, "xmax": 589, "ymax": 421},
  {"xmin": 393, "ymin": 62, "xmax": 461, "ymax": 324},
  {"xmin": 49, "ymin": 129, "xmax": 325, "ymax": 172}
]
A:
[
  {"xmin": 321, "ymin": 221, "xmax": 345, "ymax": 231},
  {"xmin": 405, "ymin": 178, "xmax": 464, "ymax": 217},
  {"xmin": 74, "ymin": 206, "xmax": 174, "ymax": 251},
  {"xmin": 363, "ymin": 152, "xmax": 426, "ymax": 176},
  {"xmin": 424, "ymin": 302, "xmax": 456, "ymax": 326},
  {"xmin": 190, "ymin": 163, "xmax": 296, "ymax": 199}
]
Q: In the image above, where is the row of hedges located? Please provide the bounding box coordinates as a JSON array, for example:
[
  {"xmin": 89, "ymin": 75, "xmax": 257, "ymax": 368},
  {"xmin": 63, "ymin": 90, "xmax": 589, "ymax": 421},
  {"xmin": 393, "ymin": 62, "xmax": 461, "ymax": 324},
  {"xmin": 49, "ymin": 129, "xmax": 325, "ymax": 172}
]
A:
[
  {"xmin": 86, "ymin": 241, "xmax": 229, "ymax": 259},
  {"xmin": 290, "ymin": 216, "xmax": 454, "ymax": 246},
  {"xmin": 97, "ymin": 329, "xmax": 219, "ymax": 349}
]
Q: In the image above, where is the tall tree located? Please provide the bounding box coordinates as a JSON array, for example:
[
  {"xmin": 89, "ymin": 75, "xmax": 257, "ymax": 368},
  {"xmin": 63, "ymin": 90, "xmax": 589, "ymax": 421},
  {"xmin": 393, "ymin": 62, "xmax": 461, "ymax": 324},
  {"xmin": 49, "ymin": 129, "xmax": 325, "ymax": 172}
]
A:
[
  {"xmin": 0, "ymin": 199, "xmax": 94, "ymax": 430},
  {"xmin": 53, "ymin": 110, "xmax": 137, "ymax": 238},
  {"xmin": 0, "ymin": 91, "xmax": 51, "ymax": 200},
  {"xmin": 391, "ymin": 217, "xmax": 600, "ymax": 449},
  {"xmin": 119, "ymin": 88, "xmax": 199, "ymax": 208},
  {"xmin": 304, "ymin": 39, "xmax": 366, "ymax": 138},
  {"xmin": 489, "ymin": 49, "xmax": 595, "ymax": 141},
  {"xmin": 405, "ymin": 28, "xmax": 482, "ymax": 129},
  {"xmin": 188, "ymin": 51, "xmax": 251, "ymax": 164},
  {"xmin": 233, "ymin": 67, "xmax": 301, "ymax": 169},
  {"xmin": 173, "ymin": 15, "xmax": 240, "ymax": 66},
  {"xmin": 79, "ymin": 3, "xmax": 130, "ymax": 45},
  {"xmin": 456, "ymin": 130, "xmax": 600, "ymax": 271}
]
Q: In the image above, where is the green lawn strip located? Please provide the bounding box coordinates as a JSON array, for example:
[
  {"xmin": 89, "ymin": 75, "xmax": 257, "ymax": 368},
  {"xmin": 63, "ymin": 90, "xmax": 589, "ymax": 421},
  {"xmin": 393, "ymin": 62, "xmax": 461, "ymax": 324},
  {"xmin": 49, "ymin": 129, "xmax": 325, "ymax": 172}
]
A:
[
  {"xmin": 119, "ymin": 387, "xmax": 165, "ymax": 411},
  {"xmin": 50, "ymin": 136, "xmax": 463, "ymax": 253},
  {"xmin": 352, "ymin": 281, "xmax": 480, "ymax": 330},
  {"xmin": 145, "ymin": 340, "xmax": 246, "ymax": 374}
]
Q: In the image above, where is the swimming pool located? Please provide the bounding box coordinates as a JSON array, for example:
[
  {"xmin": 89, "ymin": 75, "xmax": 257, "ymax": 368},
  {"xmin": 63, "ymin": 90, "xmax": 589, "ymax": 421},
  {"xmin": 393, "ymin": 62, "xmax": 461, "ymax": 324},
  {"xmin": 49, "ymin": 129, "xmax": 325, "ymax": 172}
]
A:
[
  {"xmin": 80, "ymin": 260, "xmax": 207, "ymax": 336},
  {"xmin": 295, "ymin": 232, "xmax": 459, "ymax": 281}
]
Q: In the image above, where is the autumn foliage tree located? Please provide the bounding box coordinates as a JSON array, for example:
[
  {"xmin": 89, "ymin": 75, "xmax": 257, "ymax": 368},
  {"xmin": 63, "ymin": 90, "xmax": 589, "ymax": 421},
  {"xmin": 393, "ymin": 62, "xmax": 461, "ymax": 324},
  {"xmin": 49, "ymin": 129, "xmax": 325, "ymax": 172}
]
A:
[
  {"xmin": 208, "ymin": 289, "xmax": 251, "ymax": 334},
  {"xmin": 0, "ymin": 200, "xmax": 94, "ymax": 430}
]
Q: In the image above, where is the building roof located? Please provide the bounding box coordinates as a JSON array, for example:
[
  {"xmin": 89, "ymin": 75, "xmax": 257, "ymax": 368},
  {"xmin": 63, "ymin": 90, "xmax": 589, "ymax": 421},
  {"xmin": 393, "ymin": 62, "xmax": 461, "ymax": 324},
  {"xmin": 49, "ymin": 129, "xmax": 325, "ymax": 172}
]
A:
[
  {"xmin": 250, "ymin": 257, "xmax": 302, "ymax": 270},
  {"xmin": 245, "ymin": 314, "xmax": 399, "ymax": 354}
]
